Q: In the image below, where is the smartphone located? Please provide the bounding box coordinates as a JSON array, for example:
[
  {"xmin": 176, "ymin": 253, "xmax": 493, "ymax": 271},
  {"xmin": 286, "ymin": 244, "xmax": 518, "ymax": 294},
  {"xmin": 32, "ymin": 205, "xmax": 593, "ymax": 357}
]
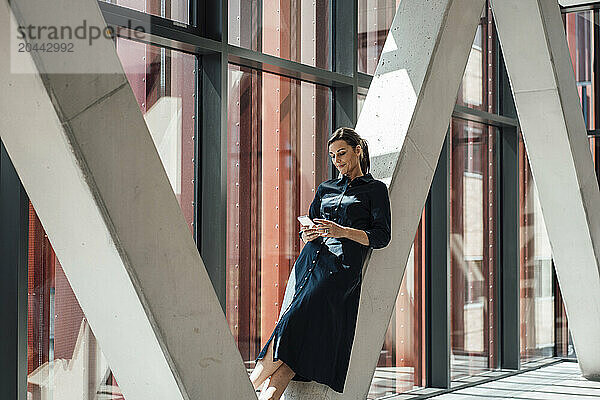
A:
[{"xmin": 297, "ymin": 215, "xmax": 315, "ymax": 227}]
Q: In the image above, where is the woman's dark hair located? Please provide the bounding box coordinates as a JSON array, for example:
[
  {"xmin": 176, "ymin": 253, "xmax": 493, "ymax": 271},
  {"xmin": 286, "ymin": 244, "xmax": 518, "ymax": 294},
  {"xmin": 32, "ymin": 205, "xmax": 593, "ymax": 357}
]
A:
[{"xmin": 327, "ymin": 127, "xmax": 370, "ymax": 174}]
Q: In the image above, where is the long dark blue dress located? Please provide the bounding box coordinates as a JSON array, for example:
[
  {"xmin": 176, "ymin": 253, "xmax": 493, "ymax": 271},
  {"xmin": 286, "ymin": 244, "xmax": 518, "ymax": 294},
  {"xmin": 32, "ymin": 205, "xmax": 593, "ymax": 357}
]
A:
[{"xmin": 255, "ymin": 172, "xmax": 391, "ymax": 393}]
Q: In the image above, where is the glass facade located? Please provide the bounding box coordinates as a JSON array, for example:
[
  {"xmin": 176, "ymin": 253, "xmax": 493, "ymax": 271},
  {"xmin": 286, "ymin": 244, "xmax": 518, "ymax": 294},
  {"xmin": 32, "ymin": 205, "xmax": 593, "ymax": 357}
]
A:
[
  {"xmin": 450, "ymin": 119, "xmax": 497, "ymax": 379},
  {"xmin": 519, "ymin": 134, "xmax": 554, "ymax": 363},
  {"xmin": 368, "ymin": 224, "xmax": 426, "ymax": 398},
  {"xmin": 116, "ymin": 38, "xmax": 196, "ymax": 231},
  {"xmin": 100, "ymin": 0, "xmax": 189, "ymax": 24},
  {"xmin": 358, "ymin": 0, "xmax": 400, "ymax": 75},
  {"xmin": 228, "ymin": 0, "xmax": 332, "ymax": 70},
  {"xmin": 11, "ymin": 2, "xmax": 600, "ymax": 399},
  {"xmin": 357, "ymin": 92, "xmax": 367, "ymax": 118},
  {"xmin": 226, "ymin": 65, "xmax": 332, "ymax": 363},
  {"xmin": 566, "ymin": 10, "xmax": 595, "ymax": 130},
  {"xmin": 26, "ymin": 206, "xmax": 123, "ymax": 399},
  {"xmin": 456, "ymin": 5, "xmax": 497, "ymax": 114}
]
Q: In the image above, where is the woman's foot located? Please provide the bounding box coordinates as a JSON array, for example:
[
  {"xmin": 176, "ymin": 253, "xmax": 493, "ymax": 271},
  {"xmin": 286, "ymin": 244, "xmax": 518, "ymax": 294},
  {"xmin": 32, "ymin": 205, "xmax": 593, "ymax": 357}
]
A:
[
  {"xmin": 258, "ymin": 364, "xmax": 295, "ymax": 400},
  {"xmin": 254, "ymin": 379, "xmax": 266, "ymax": 393}
]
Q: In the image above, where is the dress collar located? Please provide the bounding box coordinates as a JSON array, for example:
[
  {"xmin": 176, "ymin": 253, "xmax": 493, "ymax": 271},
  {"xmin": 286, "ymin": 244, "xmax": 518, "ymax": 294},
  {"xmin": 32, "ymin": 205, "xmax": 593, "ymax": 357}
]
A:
[{"xmin": 338, "ymin": 172, "xmax": 374, "ymax": 185}]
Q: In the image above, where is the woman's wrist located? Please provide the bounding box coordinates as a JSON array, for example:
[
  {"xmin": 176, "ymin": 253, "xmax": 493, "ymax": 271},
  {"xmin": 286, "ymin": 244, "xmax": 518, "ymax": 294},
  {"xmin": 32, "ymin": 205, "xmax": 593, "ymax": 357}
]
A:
[
  {"xmin": 340, "ymin": 226, "xmax": 349, "ymax": 239},
  {"xmin": 342, "ymin": 226, "xmax": 369, "ymax": 246}
]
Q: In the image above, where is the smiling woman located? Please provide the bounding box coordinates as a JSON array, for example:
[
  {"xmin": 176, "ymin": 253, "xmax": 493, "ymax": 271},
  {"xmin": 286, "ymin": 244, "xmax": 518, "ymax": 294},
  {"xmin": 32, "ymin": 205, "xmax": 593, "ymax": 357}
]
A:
[
  {"xmin": 226, "ymin": 65, "xmax": 333, "ymax": 382},
  {"xmin": 250, "ymin": 126, "xmax": 391, "ymax": 399}
]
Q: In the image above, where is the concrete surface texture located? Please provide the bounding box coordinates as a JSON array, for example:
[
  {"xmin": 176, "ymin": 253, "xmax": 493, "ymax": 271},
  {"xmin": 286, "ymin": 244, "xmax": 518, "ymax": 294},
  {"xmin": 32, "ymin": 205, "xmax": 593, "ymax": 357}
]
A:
[
  {"xmin": 261, "ymin": 0, "xmax": 487, "ymax": 399},
  {"xmin": 2, "ymin": 0, "xmax": 599, "ymax": 399},
  {"xmin": 336, "ymin": 1, "xmax": 485, "ymax": 399},
  {"xmin": 491, "ymin": 0, "xmax": 600, "ymax": 381},
  {"xmin": 0, "ymin": 0, "xmax": 256, "ymax": 399}
]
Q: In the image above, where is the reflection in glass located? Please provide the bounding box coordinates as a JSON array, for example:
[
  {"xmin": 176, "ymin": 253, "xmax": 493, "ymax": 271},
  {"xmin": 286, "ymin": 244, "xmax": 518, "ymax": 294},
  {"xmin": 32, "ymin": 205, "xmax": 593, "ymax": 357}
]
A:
[
  {"xmin": 565, "ymin": 10, "xmax": 595, "ymax": 130},
  {"xmin": 227, "ymin": 65, "xmax": 332, "ymax": 365},
  {"xmin": 357, "ymin": 93, "xmax": 366, "ymax": 118},
  {"xmin": 368, "ymin": 218, "xmax": 425, "ymax": 398},
  {"xmin": 116, "ymin": 38, "xmax": 196, "ymax": 232},
  {"xmin": 27, "ymin": 205, "xmax": 124, "ymax": 399},
  {"xmin": 99, "ymin": 0, "xmax": 189, "ymax": 24},
  {"xmin": 456, "ymin": 2, "xmax": 496, "ymax": 114},
  {"xmin": 228, "ymin": 0, "xmax": 332, "ymax": 70},
  {"xmin": 358, "ymin": 0, "xmax": 400, "ymax": 75},
  {"xmin": 561, "ymin": 10, "xmax": 597, "ymax": 359},
  {"xmin": 450, "ymin": 119, "xmax": 497, "ymax": 379},
  {"xmin": 519, "ymin": 134, "xmax": 554, "ymax": 362}
]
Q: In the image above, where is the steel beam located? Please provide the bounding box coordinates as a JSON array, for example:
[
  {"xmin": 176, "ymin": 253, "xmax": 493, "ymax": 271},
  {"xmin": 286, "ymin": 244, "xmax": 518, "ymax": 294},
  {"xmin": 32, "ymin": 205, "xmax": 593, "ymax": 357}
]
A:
[
  {"xmin": 492, "ymin": 0, "xmax": 600, "ymax": 380},
  {"xmin": 425, "ymin": 136, "xmax": 450, "ymax": 388}
]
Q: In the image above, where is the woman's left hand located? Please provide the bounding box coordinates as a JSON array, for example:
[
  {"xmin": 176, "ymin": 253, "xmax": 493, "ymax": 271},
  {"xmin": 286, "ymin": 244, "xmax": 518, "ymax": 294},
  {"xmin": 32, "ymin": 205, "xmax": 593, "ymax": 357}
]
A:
[{"xmin": 313, "ymin": 218, "xmax": 347, "ymax": 239}]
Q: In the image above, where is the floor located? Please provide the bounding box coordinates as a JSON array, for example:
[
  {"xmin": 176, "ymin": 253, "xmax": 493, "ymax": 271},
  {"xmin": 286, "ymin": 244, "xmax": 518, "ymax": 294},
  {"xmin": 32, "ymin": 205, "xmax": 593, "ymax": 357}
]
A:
[{"xmin": 381, "ymin": 360, "xmax": 600, "ymax": 400}]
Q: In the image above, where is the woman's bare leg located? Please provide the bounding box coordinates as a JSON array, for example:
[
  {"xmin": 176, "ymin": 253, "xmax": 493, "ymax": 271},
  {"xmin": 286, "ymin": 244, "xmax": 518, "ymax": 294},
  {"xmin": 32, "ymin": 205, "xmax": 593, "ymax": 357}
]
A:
[
  {"xmin": 258, "ymin": 362, "xmax": 295, "ymax": 400},
  {"xmin": 250, "ymin": 338, "xmax": 282, "ymax": 390}
]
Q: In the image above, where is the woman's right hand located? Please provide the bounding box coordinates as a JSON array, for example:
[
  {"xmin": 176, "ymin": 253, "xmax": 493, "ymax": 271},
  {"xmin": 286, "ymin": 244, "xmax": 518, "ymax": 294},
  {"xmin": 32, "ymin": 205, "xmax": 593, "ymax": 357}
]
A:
[{"xmin": 301, "ymin": 226, "xmax": 321, "ymax": 243}]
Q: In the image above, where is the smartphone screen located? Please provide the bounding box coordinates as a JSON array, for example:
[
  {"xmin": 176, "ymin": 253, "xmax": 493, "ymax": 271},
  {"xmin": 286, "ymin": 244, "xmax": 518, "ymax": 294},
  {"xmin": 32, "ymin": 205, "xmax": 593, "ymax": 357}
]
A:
[{"xmin": 297, "ymin": 215, "xmax": 315, "ymax": 227}]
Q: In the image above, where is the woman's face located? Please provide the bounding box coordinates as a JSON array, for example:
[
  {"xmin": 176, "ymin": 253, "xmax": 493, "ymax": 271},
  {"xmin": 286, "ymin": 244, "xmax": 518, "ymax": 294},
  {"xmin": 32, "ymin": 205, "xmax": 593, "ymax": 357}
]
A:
[{"xmin": 328, "ymin": 139, "xmax": 362, "ymax": 177}]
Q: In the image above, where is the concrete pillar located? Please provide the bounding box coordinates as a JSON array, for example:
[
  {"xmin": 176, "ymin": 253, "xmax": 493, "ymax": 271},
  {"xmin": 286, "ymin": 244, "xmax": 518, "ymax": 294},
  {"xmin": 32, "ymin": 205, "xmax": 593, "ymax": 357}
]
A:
[
  {"xmin": 0, "ymin": 1, "xmax": 256, "ymax": 399},
  {"xmin": 491, "ymin": 0, "xmax": 600, "ymax": 380},
  {"xmin": 281, "ymin": 1, "xmax": 485, "ymax": 398},
  {"xmin": 342, "ymin": 1, "xmax": 484, "ymax": 398}
]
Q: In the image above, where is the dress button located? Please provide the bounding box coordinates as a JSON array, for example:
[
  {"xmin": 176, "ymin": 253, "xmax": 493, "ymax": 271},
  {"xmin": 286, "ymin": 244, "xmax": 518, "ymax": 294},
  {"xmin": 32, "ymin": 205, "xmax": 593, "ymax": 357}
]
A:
[
  {"xmin": 316, "ymin": 250, "xmax": 320, "ymax": 254},
  {"xmin": 308, "ymin": 269, "xmax": 312, "ymax": 272},
  {"xmin": 304, "ymin": 277, "xmax": 308, "ymax": 280},
  {"xmin": 312, "ymin": 260, "xmax": 316, "ymax": 264}
]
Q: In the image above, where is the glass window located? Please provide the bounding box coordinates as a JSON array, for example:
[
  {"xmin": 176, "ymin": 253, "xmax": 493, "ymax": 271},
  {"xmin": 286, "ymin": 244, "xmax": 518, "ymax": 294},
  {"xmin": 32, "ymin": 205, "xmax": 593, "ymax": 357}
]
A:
[
  {"xmin": 358, "ymin": 93, "xmax": 367, "ymax": 118},
  {"xmin": 99, "ymin": 0, "xmax": 189, "ymax": 24},
  {"xmin": 456, "ymin": 2, "xmax": 497, "ymax": 114},
  {"xmin": 228, "ymin": 0, "xmax": 332, "ymax": 70},
  {"xmin": 554, "ymin": 9, "xmax": 598, "ymax": 360},
  {"xmin": 227, "ymin": 65, "xmax": 332, "ymax": 363},
  {"xmin": 116, "ymin": 38, "xmax": 196, "ymax": 232},
  {"xmin": 555, "ymin": 281, "xmax": 574, "ymax": 359},
  {"xmin": 368, "ymin": 219, "xmax": 425, "ymax": 398},
  {"xmin": 564, "ymin": 10, "xmax": 598, "ymax": 203},
  {"xmin": 565, "ymin": 10, "xmax": 595, "ymax": 130},
  {"xmin": 358, "ymin": 0, "xmax": 400, "ymax": 75},
  {"xmin": 450, "ymin": 119, "xmax": 497, "ymax": 379},
  {"xmin": 358, "ymin": 0, "xmax": 498, "ymax": 115},
  {"xmin": 519, "ymin": 133, "xmax": 555, "ymax": 363},
  {"xmin": 27, "ymin": 205, "xmax": 125, "ymax": 399}
]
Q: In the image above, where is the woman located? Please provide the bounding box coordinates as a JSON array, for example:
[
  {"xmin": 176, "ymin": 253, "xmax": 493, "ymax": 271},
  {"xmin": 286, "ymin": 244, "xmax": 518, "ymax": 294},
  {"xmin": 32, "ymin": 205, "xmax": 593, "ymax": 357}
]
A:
[{"xmin": 249, "ymin": 127, "xmax": 392, "ymax": 399}]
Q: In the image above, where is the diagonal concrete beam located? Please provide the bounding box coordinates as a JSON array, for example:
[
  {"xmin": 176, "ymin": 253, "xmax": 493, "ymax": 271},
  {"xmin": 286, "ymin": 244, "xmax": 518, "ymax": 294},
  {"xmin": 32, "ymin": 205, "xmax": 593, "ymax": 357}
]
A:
[
  {"xmin": 491, "ymin": 0, "xmax": 600, "ymax": 380},
  {"xmin": 332, "ymin": 0, "xmax": 484, "ymax": 398},
  {"xmin": 275, "ymin": 2, "xmax": 484, "ymax": 398},
  {"xmin": 0, "ymin": 1, "xmax": 256, "ymax": 399}
]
